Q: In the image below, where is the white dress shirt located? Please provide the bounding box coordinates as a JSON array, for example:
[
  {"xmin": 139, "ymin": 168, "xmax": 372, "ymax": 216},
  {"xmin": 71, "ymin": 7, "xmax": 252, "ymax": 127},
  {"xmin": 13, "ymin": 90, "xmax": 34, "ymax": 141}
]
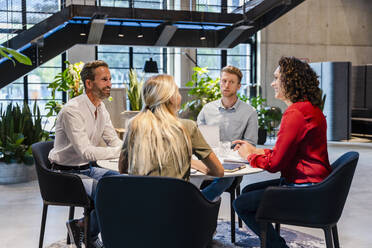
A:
[{"xmin": 49, "ymin": 94, "xmax": 122, "ymax": 166}]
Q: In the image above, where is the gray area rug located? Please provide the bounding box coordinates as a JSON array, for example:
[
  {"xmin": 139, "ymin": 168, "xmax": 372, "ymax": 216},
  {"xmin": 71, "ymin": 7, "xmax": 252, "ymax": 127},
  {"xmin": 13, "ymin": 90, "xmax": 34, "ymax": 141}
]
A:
[{"xmin": 46, "ymin": 220, "xmax": 324, "ymax": 248}]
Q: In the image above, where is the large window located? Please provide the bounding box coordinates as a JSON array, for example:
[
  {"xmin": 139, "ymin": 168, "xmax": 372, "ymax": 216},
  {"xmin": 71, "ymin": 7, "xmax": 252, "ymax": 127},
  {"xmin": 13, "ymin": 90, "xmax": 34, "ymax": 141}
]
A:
[
  {"xmin": 195, "ymin": 0, "xmax": 255, "ymax": 95},
  {"xmin": 98, "ymin": 45, "xmax": 130, "ymax": 87},
  {"xmin": 196, "ymin": 48, "xmax": 221, "ymax": 79},
  {"xmin": 197, "ymin": 44, "xmax": 253, "ymax": 94},
  {"xmin": 0, "ymin": 0, "xmax": 61, "ymax": 131},
  {"xmin": 196, "ymin": 0, "xmax": 244, "ymax": 13},
  {"xmin": 100, "ymin": 0, "xmax": 164, "ymax": 9},
  {"xmin": 97, "ymin": 45, "xmax": 165, "ymax": 88},
  {"xmin": 227, "ymin": 44, "xmax": 251, "ymax": 85}
]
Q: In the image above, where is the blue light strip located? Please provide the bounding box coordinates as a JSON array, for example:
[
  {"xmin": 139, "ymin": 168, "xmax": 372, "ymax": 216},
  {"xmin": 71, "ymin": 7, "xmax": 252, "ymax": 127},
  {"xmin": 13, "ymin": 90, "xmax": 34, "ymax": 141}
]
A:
[{"xmin": 70, "ymin": 17, "xmax": 231, "ymax": 30}]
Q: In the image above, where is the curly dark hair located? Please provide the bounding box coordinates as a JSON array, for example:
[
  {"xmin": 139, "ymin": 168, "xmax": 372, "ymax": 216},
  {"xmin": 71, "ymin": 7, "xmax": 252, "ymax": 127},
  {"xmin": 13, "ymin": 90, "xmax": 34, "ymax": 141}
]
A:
[{"xmin": 278, "ymin": 56, "xmax": 322, "ymax": 108}]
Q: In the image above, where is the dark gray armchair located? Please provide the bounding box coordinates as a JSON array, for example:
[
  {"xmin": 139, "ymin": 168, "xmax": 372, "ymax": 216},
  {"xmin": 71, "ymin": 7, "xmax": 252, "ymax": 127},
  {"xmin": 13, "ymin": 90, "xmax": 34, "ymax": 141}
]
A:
[
  {"xmin": 254, "ymin": 151, "xmax": 359, "ymax": 248},
  {"xmin": 95, "ymin": 175, "xmax": 221, "ymax": 248}
]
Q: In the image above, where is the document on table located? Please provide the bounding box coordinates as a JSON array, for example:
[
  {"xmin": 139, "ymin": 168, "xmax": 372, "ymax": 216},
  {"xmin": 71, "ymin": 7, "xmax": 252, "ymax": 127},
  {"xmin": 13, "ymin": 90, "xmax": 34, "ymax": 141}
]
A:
[{"xmin": 219, "ymin": 150, "xmax": 248, "ymax": 164}]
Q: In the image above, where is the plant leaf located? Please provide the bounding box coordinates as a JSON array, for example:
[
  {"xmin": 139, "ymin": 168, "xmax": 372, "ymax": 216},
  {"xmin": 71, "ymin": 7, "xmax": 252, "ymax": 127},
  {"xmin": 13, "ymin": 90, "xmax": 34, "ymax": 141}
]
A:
[{"xmin": 1, "ymin": 46, "xmax": 32, "ymax": 65}]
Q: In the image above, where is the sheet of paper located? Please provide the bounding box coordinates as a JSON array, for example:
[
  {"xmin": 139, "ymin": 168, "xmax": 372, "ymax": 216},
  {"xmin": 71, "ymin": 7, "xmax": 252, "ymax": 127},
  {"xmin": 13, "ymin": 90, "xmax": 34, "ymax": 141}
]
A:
[{"xmin": 219, "ymin": 150, "xmax": 248, "ymax": 164}]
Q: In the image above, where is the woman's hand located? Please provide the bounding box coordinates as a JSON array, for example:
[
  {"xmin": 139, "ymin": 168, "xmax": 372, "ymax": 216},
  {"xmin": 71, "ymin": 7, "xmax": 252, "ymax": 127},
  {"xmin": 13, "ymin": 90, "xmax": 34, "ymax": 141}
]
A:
[{"xmin": 232, "ymin": 140, "xmax": 265, "ymax": 160}]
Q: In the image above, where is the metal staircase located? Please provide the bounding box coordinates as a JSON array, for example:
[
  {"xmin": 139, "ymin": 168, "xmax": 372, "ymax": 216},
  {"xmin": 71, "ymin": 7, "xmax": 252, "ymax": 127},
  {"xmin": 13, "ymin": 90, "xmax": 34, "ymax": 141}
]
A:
[{"xmin": 0, "ymin": 0, "xmax": 305, "ymax": 87}]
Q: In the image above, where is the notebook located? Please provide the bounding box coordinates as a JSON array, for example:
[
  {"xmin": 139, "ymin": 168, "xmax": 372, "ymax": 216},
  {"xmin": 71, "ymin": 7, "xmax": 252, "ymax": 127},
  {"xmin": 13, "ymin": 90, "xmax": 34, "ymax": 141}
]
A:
[{"xmin": 223, "ymin": 163, "xmax": 246, "ymax": 172}]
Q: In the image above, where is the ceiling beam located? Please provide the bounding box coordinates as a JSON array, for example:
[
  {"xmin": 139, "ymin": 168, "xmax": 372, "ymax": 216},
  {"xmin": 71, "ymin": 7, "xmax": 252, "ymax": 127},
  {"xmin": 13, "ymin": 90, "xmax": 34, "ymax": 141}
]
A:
[
  {"xmin": 87, "ymin": 19, "xmax": 107, "ymax": 44},
  {"xmin": 218, "ymin": 25, "xmax": 253, "ymax": 48},
  {"xmin": 154, "ymin": 23, "xmax": 178, "ymax": 47}
]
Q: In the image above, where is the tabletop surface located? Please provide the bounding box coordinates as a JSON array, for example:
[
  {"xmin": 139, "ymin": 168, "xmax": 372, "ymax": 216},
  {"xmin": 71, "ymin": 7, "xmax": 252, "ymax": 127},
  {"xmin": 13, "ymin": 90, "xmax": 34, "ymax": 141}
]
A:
[{"xmin": 97, "ymin": 159, "xmax": 263, "ymax": 178}]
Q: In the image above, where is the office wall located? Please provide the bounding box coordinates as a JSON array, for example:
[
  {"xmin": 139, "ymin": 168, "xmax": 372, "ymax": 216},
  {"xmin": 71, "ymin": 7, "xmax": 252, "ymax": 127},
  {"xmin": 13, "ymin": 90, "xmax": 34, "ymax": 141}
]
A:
[{"xmin": 258, "ymin": 0, "xmax": 372, "ymax": 110}]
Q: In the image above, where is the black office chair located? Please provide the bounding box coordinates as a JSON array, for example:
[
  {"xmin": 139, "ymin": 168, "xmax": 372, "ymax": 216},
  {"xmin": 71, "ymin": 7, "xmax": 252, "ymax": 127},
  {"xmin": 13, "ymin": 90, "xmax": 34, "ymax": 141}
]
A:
[
  {"xmin": 32, "ymin": 141, "xmax": 93, "ymax": 248},
  {"xmin": 200, "ymin": 176, "xmax": 243, "ymax": 243},
  {"xmin": 95, "ymin": 175, "xmax": 221, "ymax": 248},
  {"xmin": 253, "ymin": 151, "xmax": 359, "ymax": 248}
]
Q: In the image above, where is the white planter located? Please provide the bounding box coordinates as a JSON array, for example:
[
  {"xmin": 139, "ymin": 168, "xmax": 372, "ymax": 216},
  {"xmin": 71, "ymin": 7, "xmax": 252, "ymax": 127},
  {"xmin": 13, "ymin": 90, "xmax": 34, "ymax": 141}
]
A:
[{"xmin": 0, "ymin": 162, "xmax": 36, "ymax": 184}]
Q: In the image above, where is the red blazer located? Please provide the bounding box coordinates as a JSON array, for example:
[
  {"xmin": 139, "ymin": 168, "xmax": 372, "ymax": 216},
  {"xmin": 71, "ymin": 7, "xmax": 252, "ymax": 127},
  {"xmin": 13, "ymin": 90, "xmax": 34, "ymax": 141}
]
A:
[{"xmin": 248, "ymin": 101, "xmax": 332, "ymax": 184}]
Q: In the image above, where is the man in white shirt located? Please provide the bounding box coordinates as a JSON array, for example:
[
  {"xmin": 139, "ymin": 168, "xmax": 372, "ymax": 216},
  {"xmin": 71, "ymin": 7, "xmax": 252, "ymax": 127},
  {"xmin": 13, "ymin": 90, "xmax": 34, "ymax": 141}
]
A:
[
  {"xmin": 195, "ymin": 65, "xmax": 258, "ymax": 201},
  {"xmin": 49, "ymin": 60, "xmax": 122, "ymax": 248}
]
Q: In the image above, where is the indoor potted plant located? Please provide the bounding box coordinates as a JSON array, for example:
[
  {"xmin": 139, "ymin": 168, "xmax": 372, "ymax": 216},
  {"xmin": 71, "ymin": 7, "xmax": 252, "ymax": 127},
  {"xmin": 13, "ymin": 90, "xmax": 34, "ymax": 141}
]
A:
[
  {"xmin": 122, "ymin": 69, "xmax": 144, "ymax": 127},
  {"xmin": 45, "ymin": 61, "xmax": 85, "ymax": 118},
  {"xmin": 180, "ymin": 67, "xmax": 221, "ymax": 120},
  {"xmin": 0, "ymin": 102, "xmax": 49, "ymax": 184},
  {"xmin": 248, "ymin": 96, "xmax": 282, "ymax": 145}
]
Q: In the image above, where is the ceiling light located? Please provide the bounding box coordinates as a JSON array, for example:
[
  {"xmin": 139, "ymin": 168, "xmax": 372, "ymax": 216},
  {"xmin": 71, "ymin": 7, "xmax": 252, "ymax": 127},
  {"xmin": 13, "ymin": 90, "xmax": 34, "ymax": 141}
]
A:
[
  {"xmin": 137, "ymin": 22, "xmax": 144, "ymax": 38},
  {"xmin": 200, "ymin": 25, "xmax": 206, "ymax": 40},
  {"xmin": 118, "ymin": 22, "xmax": 124, "ymax": 38}
]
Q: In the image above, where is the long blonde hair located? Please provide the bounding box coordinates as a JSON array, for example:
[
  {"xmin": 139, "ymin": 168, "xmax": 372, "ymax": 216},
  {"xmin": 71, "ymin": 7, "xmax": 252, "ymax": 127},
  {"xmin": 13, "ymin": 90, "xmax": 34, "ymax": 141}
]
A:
[{"xmin": 127, "ymin": 74, "xmax": 192, "ymax": 175}]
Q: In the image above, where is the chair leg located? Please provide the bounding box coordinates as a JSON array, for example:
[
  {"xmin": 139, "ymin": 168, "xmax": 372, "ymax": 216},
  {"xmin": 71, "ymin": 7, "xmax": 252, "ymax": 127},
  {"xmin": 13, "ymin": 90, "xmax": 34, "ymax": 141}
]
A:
[
  {"xmin": 275, "ymin": 223, "xmax": 280, "ymax": 235},
  {"xmin": 39, "ymin": 204, "xmax": 48, "ymax": 248},
  {"xmin": 230, "ymin": 192, "xmax": 236, "ymax": 243},
  {"xmin": 84, "ymin": 208, "xmax": 91, "ymax": 248},
  {"xmin": 324, "ymin": 226, "xmax": 334, "ymax": 248},
  {"xmin": 66, "ymin": 206, "xmax": 75, "ymax": 245},
  {"xmin": 260, "ymin": 222, "xmax": 268, "ymax": 248},
  {"xmin": 332, "ymin": 225, "xmax": 340, "ymax": 248},
  {"xmin": 236, "ymin": 185, "xmax": 243, "ymax": 228}
]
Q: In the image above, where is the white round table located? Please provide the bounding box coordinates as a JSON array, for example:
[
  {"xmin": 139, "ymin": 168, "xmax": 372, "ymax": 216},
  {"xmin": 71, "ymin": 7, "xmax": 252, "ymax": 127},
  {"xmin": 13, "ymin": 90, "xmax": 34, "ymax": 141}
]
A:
[{"xmin": 97, "ymin": 159, "xmax": 263, "ymax": 188}]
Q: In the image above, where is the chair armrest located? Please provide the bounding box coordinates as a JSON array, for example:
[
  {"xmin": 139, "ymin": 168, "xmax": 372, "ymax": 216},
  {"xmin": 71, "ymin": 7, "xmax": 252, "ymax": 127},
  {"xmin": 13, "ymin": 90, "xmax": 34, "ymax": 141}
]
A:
[
  {"xmin": 256, "ymin": 184, "xmax": 337, "ymax": 226},
  {"xmin": 242, "ymin": 178, "xmax": 280, "ymax": 193},
  {"xmin": 37, "ymin": 169, "xmax": 91, "ymax": 207}
]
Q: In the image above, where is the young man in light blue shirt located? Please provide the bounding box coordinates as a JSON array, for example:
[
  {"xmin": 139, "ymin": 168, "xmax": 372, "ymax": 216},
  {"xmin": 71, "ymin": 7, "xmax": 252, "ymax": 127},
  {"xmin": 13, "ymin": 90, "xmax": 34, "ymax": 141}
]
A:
[{"xmin": 195, "ymin": 65, "xmax": 258, "ymax": 201}]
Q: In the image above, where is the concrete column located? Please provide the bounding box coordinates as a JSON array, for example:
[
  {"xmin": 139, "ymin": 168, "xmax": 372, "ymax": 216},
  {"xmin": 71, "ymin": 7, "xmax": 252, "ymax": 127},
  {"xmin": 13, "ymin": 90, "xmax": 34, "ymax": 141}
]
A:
[
  {"xmin": 67, "ymin": 45, "xmax": 96, "ymax": 64},
  {"xmin": 258, "ymin": 0, "xmax": 372, "ymax": 111},
  {"xmin": 174, "ymin": 0, "xmax": 197, "ymax": 87}
]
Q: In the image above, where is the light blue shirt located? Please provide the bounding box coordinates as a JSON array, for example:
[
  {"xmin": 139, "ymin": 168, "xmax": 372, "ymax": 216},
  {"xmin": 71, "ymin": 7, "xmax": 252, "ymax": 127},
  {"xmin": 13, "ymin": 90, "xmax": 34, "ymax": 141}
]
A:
[{"xmin": 197, "ymin": 99, "xmax": 258, "ymax": 145}]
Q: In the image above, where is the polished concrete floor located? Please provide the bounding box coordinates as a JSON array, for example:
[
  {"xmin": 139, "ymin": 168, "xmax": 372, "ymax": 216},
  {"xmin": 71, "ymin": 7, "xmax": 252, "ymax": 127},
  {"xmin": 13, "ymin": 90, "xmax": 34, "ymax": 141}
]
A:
[{"xmin": 1, "ymin": 142, "xmax": 371, "ymax": 248}]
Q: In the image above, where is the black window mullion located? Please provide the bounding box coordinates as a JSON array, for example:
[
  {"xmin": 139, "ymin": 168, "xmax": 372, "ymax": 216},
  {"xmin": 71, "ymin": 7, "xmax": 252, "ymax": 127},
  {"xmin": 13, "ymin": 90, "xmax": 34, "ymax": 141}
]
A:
[
  {"xmin": 221, "ymin": 0, "xmax": 227, "ymax": 13},
  {"xmin": 221, "ymin": 50, "xmax": 227, "ymax": 68},
  {"xmin": 162, "ymin": 47, "xmax": 167, "ymax": 73},
  {"xmin": 250, "ymin": 34, "xmax": 257, "ymax": 97},
  {"xmin": 62, "ymin": 52, "xmax": 67, "ymax": 103},
  {"xmin": 129, "ymin": 47, "xmax": 133, "ymax": 69},
  {"xmin": 22, "ymin": 0, "xmax": 28, "ymax": 102},
  {"xmin": 23, "ymin": 75, "xmax": 28, "ymax": 102}
]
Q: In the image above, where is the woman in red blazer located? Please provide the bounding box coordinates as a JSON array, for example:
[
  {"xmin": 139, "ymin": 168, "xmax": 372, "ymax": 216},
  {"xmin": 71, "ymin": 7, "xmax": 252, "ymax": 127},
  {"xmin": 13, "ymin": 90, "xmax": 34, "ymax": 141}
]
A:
[{"xmin": 232, "ymin": 56, "xmax": 332, "ymax": 248}]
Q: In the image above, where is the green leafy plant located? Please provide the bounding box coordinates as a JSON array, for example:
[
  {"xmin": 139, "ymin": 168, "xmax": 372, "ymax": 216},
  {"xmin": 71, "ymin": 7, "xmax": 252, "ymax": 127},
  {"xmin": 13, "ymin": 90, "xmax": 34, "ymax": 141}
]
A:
[
  {"xmin": 245, "ymin": 96, "xmax": 282, "ymax": 133},
  {"xmin": 0, "ymin": 102, "xmax": 49, "ymax": 165},
  {"xmin": 46, "ymin": 61, "xmax": 84, "ymax": 117},
  {"xmin": 181, "ymin": 67, "xmax": 221, "ymax": 119},
  {"xmin": 0, "ymin": 45, "xmax": 32, "ymax": 66},
  {"xmin": 124, "ymin": 69, "xmax": 144, "ymax": 111}
]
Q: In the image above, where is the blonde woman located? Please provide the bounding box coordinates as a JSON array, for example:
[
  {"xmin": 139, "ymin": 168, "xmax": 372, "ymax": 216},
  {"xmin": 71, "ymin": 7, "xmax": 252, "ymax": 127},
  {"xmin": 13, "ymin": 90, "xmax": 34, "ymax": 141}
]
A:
[{"xmin": 118, "ymin": 74, "xmax": 224, "ymax": 181}]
